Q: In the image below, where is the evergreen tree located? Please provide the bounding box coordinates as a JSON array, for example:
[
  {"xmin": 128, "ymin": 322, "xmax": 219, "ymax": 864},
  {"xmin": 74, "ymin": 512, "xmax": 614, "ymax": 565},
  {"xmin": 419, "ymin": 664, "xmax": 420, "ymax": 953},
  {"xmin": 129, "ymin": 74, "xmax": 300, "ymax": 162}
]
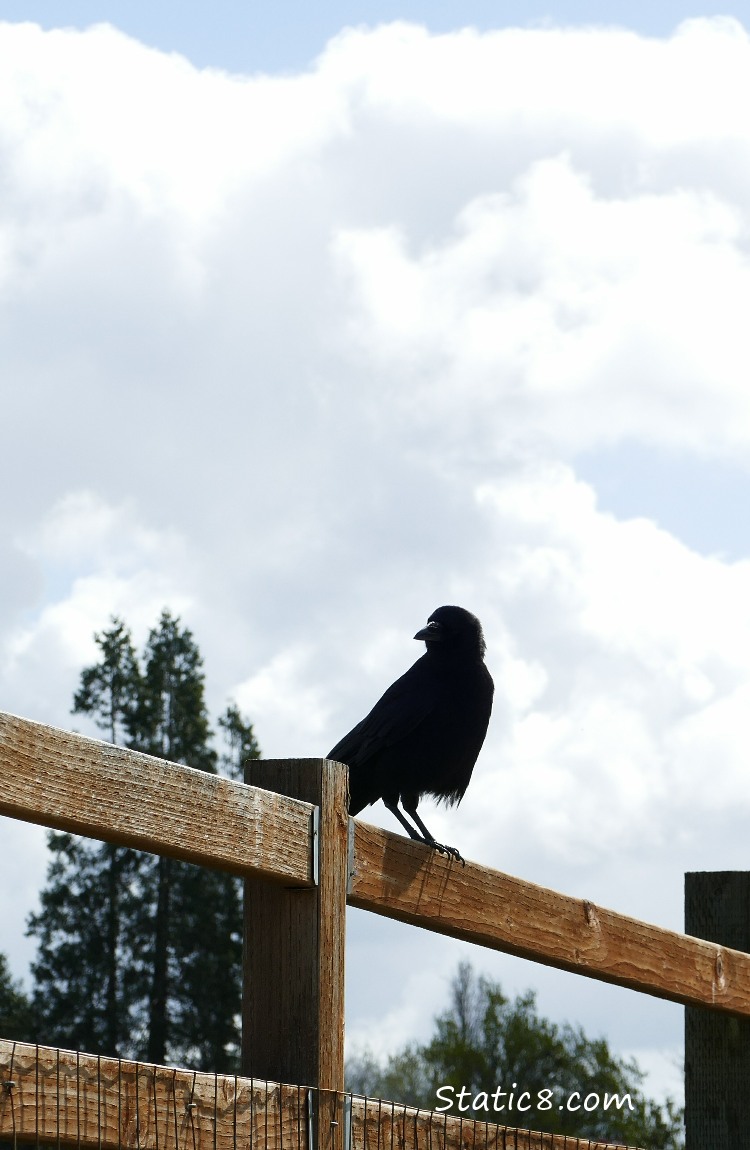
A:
[
  {"xmin": 346, "ymin": 962, "xmax": 683, "ymax": 1149},
  {"xmin": 168, "ymin": 860, "xmax": 242, "ymax": 1071},
  {"xmin": 75, "ymin": 619, "xmax": 143, "ymax": 1053},
  {"xmin": 0, "ymin": 953, "xmax": 34, "ymax": 1041},
  {"xmin": 28, "ymin": 610, "xmax": 253, "ymax": 1070},
  {"xmin": 72, "ymin": 618, "xmax": 141, "ymax": 745},
  {"xmin": 131, "ymin": 610, "xmax": 220, "ymax": 1065},
  {"xmin": 28, "ymin": 832, "xmax": 144, "ymax": 1055},
  {"xmin": 29, "ymin": 620, "xmax": 144, "ymax": 1056},
  {"xmin": 218, "ymin": 702, "xmax": 261, "ymax": 780},
  {"xmin": 133, "ymin": 610, "xmax": 217, "ymax": 770}
]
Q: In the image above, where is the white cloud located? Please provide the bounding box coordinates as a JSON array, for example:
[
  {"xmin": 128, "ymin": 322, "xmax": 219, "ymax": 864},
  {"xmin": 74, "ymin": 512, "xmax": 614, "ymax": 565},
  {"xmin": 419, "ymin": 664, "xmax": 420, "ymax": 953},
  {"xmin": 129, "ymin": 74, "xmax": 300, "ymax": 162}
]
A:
[
  {"xmin": 335, "ymin": 158, "xmax": 750, "ymax": 456},
  {"xmin": 461, "ymin": 464, "xmax": 750, "ymax": 867},
  {"xmin": 234, "ymin": 643, "xmax": 333, "ymax": 755},
  {"xmin": 320, "ymin": 18, "xmax": 750, "ymax": 140},
  {"xmin": 4, "ymin": 13, "xmax": 750, "ymax": 1093},
  {"xmin": 1, "ymin": 492, "xmax": 191, "ymax": 726}
]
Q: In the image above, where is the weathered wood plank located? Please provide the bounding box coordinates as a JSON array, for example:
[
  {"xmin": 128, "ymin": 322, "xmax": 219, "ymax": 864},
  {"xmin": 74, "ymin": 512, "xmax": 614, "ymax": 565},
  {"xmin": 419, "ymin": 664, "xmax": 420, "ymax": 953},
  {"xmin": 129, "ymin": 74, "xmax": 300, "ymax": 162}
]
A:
[
  {"xmin": 0, "ymin": 1040, "xmax": 308, "ymax": 1150},
  {"xmin": 348, "ymin": 820, "xmax": 750, "ymax": 1017},
  {"xmin": 0, "ymin": 1042, "xmax": 642, "ymax": 1150},
  {"xmin": 350, "ymin": 1095, "xmax": 643, "ymax": 1150},
  {"xmin": 0, "ymin": 710, "xmax": 314, "ymax": 885},
  {"xmin": 243, "ymin": 760, "xmax": 348, "ymax": 1107}
]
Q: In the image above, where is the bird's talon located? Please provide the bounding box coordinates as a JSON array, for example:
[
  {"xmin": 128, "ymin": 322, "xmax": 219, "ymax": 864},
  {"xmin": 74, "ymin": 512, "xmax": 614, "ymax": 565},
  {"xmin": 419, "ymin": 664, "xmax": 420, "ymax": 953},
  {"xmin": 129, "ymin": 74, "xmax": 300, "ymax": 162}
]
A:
[{"xmin": 429, "ymin": 840, "xmax": 464, "ymax": 864}]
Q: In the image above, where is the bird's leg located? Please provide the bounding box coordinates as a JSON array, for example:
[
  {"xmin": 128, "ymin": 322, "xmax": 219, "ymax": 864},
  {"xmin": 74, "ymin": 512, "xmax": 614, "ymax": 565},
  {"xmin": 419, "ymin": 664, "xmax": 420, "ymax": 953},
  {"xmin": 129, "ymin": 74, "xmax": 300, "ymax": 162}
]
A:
[
  {"xmin": 399, "ymin": 795, "xmax": 464, "ymax": 865},
  {"xmin": 382, "ymin": 796, "xmax": 427, "ymax": 842}
]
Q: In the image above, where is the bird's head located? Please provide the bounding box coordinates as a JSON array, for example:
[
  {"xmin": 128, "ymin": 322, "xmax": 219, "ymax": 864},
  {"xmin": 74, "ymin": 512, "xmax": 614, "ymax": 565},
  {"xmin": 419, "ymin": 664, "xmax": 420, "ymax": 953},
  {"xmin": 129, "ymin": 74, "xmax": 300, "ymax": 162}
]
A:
[{"xmin": 414, "ymin": 605, "xmax": 487, "ymax": 658}]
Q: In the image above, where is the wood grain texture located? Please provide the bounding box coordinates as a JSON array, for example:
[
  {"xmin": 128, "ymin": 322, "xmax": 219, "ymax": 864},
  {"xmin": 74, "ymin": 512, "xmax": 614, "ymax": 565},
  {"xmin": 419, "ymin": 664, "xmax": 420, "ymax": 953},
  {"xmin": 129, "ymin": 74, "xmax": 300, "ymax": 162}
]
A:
[
  {"xmin": 0, "ymin": 1042, "xmax": 643, "ymax": 1150},
  {"xmin": 0, "ymin": 1040, "xmax": 308, "ymax": 1150},
  {"xmin": 243, "ymin": 760, "xmax": 348, "ymax": 1101},
  {"xmin": 348, "ymin": 820, "xmax": 750, "ymax": 1016},
  {"xmin": 0, "ymin": 710, "xmax": 313, "ymax": 884},
  {"xmin": 350, "ymin": 1095, "xmax": 643, "ymax": 1150}
]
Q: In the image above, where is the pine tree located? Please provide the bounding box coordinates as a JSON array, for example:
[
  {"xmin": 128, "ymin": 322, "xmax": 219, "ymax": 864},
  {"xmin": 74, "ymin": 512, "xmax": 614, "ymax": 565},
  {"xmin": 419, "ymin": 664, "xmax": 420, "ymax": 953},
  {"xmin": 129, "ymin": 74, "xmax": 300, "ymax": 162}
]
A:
[
  {"xmin": 29, "ymin": 619, "xmax": 144, "ymax": 1056},
  {"xmin": 130, "ymin": 610, "xmax": 219, "ymax": 1065},
  {"xmin": 75, "ymin": 619, "xmax": 143, "ymax": 1053},
  {"xmin": 28, "ymin": 832, "xmax": 145, "ymax": 1055},
  {"xmin": 218, "ymin": 702, "xmax": 261, "ymax": 779},
  {"xmin": 72, "ymin": 618, "xmax": 141, "ymax": 745},
  {"xmin": 133, "ymin": 610, "xmax": 216, "ymax": 770},
  {"xmin": 0, "ymin": 953, "xmax": 34, "ymax": 1042},
  {"xmin": 168, "ymin": 860, "xmax": 242, "ymax": 1070},
  {"xmin": 28, "ymin": 610, "xmax": 254, "ymax": 1069}
]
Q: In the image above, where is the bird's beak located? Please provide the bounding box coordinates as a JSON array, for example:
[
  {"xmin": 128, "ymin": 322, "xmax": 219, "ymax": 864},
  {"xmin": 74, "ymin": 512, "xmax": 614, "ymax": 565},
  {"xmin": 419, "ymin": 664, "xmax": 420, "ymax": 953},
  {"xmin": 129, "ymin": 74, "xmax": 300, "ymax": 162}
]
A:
[{"xmin": 414, "ymin": 620, "xmax": 445, "ymax": 643}]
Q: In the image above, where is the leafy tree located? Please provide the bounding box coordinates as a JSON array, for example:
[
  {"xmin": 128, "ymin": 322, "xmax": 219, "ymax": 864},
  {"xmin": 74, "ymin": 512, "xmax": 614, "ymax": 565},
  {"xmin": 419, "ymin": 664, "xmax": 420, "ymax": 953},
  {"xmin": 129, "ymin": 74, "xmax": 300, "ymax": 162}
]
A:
[
  {"xmin": 0, "ymin": 953, "xmax": 34, "ymax": 1041},
  {"xmin": 346, "ymin": 962, "xmax": 683, "ymax": 1149},
  {"xmin": 28, "ymin": 611, "xmax": 253, "ymax": 1071}
]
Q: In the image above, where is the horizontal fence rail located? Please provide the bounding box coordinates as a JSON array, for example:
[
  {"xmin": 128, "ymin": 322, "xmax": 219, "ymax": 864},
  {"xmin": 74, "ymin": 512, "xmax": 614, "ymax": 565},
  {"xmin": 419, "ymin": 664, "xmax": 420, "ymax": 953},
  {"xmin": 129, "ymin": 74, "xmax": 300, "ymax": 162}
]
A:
[
  {"xmin": 349, "ymin": 821, "xmax": 750, "ymax": 1017},
  {"xmin": 3, "ymin": 710, "xmax": 750, "ymax": 1019},
  {"xmin": 0, "ymin": 711, "xmax": 315, "ymax": 885},
  {"xmin": 0, "ymin": 1041, "xmax": 643, "ymax": 1150}
]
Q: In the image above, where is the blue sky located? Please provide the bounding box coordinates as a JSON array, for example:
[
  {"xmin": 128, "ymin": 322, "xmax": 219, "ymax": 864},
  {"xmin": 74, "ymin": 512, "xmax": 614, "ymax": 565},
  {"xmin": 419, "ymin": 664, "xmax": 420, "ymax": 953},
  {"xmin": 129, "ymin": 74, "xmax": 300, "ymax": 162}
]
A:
[
  {"xmin": 3, "ymin": 0, "xmax": 749, "ymax": 69},
  {"xmin": 4, "ymin": 0, "xmax": 750, "ymax": 1115}
]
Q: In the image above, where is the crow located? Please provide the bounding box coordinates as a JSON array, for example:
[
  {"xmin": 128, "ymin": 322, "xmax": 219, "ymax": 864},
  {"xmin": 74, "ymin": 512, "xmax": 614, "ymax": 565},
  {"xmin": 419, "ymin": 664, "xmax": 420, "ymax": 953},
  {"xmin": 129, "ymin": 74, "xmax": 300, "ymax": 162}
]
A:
[{"xmin": 328, "ymin": 605, "xmax": 493, "ymax": 860}]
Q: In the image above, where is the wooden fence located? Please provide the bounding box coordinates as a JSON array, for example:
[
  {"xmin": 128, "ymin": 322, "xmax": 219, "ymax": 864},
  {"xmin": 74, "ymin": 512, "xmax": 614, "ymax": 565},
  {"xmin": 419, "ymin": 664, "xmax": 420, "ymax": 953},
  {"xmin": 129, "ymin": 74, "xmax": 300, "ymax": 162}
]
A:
[
  {"xmin": 3, "ymin": 709, "xmax": 748, "ymax": 1148},
  {"xmin": 0, "ymin": 1040, "xmax": 637, "ymax": 1150}
]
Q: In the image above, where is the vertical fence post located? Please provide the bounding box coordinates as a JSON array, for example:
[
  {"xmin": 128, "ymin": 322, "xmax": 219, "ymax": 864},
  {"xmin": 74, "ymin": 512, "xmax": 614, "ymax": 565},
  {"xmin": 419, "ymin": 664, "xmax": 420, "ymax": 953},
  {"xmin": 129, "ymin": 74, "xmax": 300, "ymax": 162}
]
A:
[
  {"xmin": 685, "ymin": 871, "xmax": 750, "ymax": 1149},
  {"xmin": 242, "ymin": 758, "xmax": 348, "ymax": 1150}
]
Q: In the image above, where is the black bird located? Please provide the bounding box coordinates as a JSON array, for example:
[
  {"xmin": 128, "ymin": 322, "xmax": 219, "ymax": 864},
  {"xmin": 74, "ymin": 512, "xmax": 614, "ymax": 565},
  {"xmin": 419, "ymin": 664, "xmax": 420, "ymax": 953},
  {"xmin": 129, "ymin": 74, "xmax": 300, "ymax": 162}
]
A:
[{"xmin": 328, "ymin": 605, "xmax": 494, "ymax": 860}]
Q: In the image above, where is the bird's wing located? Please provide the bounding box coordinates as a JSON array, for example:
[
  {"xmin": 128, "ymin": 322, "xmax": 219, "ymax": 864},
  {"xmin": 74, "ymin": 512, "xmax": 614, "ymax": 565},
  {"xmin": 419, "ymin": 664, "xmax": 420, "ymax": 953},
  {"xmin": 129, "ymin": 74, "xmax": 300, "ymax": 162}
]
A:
[{"xmin": 327, "ymin": 657, "xmax": 437, "ymax": 768}]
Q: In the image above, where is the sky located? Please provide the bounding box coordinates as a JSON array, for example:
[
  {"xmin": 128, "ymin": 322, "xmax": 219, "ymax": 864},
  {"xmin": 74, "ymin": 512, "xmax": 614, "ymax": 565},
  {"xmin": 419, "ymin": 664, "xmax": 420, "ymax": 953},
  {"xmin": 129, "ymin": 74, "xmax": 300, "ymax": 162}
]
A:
[{"xmin": 4, "ymin": 0, "xmax": 750, "ymax": 1116}]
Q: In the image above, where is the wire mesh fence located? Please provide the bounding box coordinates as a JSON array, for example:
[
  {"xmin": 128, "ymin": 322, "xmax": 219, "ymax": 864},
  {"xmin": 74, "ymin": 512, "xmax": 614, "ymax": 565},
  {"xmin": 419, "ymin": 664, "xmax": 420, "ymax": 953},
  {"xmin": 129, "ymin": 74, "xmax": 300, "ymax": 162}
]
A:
[{"xmin": 0, "ymin": 1041, "xmax": 641, "ymax": 1150}]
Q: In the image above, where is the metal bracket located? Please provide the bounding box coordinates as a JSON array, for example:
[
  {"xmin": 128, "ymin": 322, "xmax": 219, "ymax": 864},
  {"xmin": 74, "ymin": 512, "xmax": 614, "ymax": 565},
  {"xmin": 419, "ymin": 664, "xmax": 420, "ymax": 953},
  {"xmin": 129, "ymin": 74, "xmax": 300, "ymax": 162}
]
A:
[
  {"xmin": 311, "ymin": 805, "xmax": 320, "ymax": 886},
  {"xmin": 307, "ymin": 1090, "xmax": 315, "ymax": 1148},
  {"xmin": 306, "ymin": 1090, "xmax": 352, "ymax": 1150},
  {"xmin": 346, "ymin": 817, "xmax": 356, "ymax": 895},
  {"xmin": 343, "ymin": 1094, "xmax": 352, "ymax": 1150}
]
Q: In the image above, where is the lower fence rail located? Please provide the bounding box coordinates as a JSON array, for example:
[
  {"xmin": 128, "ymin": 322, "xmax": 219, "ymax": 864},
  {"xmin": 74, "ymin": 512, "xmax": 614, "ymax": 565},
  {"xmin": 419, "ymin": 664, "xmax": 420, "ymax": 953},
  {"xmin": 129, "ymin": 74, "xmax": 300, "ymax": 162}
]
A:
[{"xmin": 0, "ymin": 1041, "xmax": 642, "ymax": 1150}]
